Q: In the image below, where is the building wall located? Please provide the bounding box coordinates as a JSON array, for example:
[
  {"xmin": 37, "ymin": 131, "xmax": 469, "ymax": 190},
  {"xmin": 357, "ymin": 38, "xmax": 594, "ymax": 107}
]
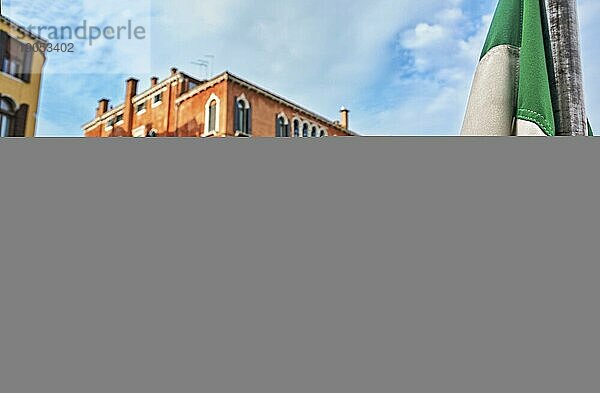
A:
[
  {"xmin": 83, "ymin": 72, "xmax": 354, "ymax": 138},
  {"xmin": 227, "ymin": 79, "xmax": 350, "ymax": 137},
  {"xmin": 0, "ymin": 18, "xmax": 46, "ymax": 137},
  {"xmin": 84, "ymin": 74, "xmax": 189, "ymax": 138},
  {"xmin": 83, "ymin": 121, "xmax": 103, "ymax": 138},
  {"xmin": 131, "ymin": 82, "xmax": 175, "ymax": 137},
  {"xmin": 176, "ymin": 80, "xmax": 228, "ymax": 137}
]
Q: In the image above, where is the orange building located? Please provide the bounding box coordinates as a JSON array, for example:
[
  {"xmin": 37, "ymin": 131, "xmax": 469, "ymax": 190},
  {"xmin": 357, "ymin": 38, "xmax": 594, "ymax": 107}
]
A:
[{"xmin": 83, "ymin": 69, "xmax": 357, "ymax": 138}]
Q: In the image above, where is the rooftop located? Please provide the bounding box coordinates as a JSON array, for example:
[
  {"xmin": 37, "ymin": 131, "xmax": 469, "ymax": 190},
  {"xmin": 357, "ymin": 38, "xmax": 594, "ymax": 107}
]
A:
[
  {"xmin": 0, "ymin": 14, "xmax": 49, "ymax": 44},
  {"xmin": 84, "ymin": 69, "xmax": 359, "ymax": 136}
]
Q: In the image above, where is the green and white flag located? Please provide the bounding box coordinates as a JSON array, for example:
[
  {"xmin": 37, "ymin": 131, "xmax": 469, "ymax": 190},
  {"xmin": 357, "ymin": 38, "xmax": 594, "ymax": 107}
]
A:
[{"xmin": 462, "ymin": 0, "xmax": 555, "ymax": 136}]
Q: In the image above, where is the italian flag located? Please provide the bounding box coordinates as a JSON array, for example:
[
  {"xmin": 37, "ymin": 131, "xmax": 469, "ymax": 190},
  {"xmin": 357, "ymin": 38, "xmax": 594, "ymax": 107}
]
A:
[{"xmin": 462, "ymin": 0, "xmax": 556, "ymax": 136}]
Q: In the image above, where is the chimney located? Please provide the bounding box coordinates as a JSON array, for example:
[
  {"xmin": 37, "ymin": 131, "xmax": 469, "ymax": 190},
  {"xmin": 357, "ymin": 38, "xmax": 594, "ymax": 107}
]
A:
[
  {"xmin": 97, "ymin": 98, "xmax": 109, "ymax": 117},
  {"xmin": 171, "ymin": 67, "xmax": 178, "ymax": 76},
  {"xmin": 123, "ymin": 78, "xmax": 139, "ymax": 134},
  {"xmin": 126, "ymin": 78, "xmax": 139, "ymax": 98},
  {"xmin": 151, "ymin": 76, "xmax": 159, "ymax": 87},
  {"xmin": 181, "ymin": 79, "xmax": 190, "ymax": 95},
  {"xmin": 340, "ymin": 106, "xmax": 350, "ymax": 129}
]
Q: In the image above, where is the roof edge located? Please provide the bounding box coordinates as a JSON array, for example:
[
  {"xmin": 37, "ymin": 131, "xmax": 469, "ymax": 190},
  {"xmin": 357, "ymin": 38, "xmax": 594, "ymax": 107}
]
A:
[{"xmin": 0, "ymin": 14, "xmax": 49, "ymax": 44}]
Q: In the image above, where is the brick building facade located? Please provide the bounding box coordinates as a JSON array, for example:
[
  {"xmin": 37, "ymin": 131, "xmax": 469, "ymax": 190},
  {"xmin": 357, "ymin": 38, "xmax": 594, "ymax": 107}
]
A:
[{"xmin": 83, "ymin": 69, "xmax": 357, "ymax": 138}]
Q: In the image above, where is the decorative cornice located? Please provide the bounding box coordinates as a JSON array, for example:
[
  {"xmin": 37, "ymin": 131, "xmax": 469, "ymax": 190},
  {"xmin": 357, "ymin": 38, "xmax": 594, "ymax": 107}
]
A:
[{"xmin": 176, "ymin": 72, "xmax": 229, "ymax": 103}]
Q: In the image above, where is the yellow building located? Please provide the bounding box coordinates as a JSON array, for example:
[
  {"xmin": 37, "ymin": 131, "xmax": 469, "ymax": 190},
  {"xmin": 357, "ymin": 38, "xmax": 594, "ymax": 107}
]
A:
[{"xmin": 0, "ymin": 15, "xmax": 46, "ymax": 137}]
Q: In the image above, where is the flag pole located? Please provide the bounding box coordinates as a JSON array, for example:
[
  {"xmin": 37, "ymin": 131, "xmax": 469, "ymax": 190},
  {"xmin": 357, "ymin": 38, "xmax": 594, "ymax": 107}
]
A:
[{"xmin": 547, "ymin": 0, "xmax": 587, "ymax": 136}]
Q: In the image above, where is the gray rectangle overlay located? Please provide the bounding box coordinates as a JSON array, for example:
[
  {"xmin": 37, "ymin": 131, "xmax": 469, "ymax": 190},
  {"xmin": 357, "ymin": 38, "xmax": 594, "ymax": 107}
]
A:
[{"xmin": 1, "ymin": 138, "xmax": 599, "ymax": 393}]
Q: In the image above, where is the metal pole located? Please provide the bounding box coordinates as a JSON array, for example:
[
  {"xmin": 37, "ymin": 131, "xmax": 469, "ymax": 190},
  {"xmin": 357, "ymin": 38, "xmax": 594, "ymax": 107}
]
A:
[{"xmin": 547, "ymin": 0, "xmax": 587, "ymax": 136}]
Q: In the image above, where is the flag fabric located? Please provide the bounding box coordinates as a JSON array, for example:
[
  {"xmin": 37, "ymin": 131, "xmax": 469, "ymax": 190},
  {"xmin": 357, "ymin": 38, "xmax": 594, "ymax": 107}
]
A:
[
  {"xmin": 588, "ymin": 120, "xmax": 594, "ymax": 136},
  {"xmin": 462, "ymin": 0, "xmax": 555, "ymax": 136}
]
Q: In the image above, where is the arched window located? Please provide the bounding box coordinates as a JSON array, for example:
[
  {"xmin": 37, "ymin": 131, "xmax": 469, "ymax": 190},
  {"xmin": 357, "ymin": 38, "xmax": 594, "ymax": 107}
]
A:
[
  {"xmin": 320, "ymin": 129, "xmax": 327, "ymax": 137},
  {"xmin": 208, "ymin": 100, "xmax": 217, "ymax": 132},
  {"xmin": 302, "ymin": 123, "xmax": 309, "ymax": 138},
  {"xmin": 0, "ymin": 97, "xmax": 16, "ymax": 137},
  {"xmin": 276, "ymin": 115, "xmax": 289, "ymax": 137},
  {"xmin": 204, "ymin": 94, "xmax": 221, "ymax": 135},
  {"xmin": 293, "ymin": 119, "xmax": 300, "ymax": 137},
  {"xmin": 311, "ymin": 126, "xmax": 317, "ymax": 137},
  {"xmin": 234, "ymin": 95, "xmax": 252, "ymax": 135}
]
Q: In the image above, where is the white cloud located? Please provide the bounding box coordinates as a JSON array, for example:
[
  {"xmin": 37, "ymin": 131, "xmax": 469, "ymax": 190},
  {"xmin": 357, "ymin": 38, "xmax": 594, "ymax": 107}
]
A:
[
  {"xmin": 402, "ymin": 23, "xmax": 447, "ymax": 50},
  {"xmin": 145, "ymin": 0, "xmax": 500, "ymax": 136},
  {"xmin": 149, "ymin": 0, "xmax": 447, "ymax": 132},
  {"xmin": 352, "ymin": 2, "xmax": 492, "ymax": 135}
]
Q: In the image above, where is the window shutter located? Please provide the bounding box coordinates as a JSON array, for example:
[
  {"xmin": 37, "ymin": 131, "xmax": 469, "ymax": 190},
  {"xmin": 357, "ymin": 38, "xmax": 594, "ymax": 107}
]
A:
[
  {"xmin": 22, "ymin": 43, "xmax": 32, "ymax": 83},
  {"xmin": 246, "ymin": 106, "xmax": 252, "ymax": 135},
  {"xmin": 12, "ymin": 104, "xmax": 29, "ymax": 137},
  {"xmin": 234, "ymin": 97, "xmax": 239, "ymax": 131},
  {"xmin": 0, "ymin": 32, "xmax": 7, "ymax": 71},
  {"xmin": 285, "ymin": 123, "xmax": 290, "ymax": 137}
]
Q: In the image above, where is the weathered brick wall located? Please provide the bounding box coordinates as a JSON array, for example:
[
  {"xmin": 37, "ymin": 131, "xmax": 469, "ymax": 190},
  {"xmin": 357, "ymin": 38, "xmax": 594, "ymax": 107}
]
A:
[
  {"xmin": 131, "ymin": 83, "xmax": 174, "ymax": 137},
  {"xmin": 176, "ymin": 81, "xmax": 228, "ymax": 137}
]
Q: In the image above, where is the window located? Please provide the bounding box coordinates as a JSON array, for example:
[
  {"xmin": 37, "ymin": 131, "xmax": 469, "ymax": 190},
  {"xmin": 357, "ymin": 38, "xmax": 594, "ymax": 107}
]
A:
[
  {"xmin": 136, "ymin": 102, "xmax": 146, "ymax": 114},
  {"xmin": 115, "ymin": 114, "xmax": 124, "ymax": 124},
  {"xmin": 276, "ymin": 114, "xmax": 289, "ymax": 137},
  {"xmin": 132, "ymin": 126, "xmax": 146, "ymax": 138},
  {"xmin": 0, "ymin": 32, "xmax": 33, "ymax": 82},
  {"xmin": 311, "ymin": 126, "xmax": 317, "ymax": 137},
  {"xmin": 320, "ymin": 129, "xmax": 327, "ymax": 137},
  {"xmin": 302, "ymin": 123, "xmax": 309, "ymax": 138},
  {"xmin": 204, "ymin": 94, "xmax": 221, "ymax": 135},
  {"xmin": 152, "ymin": 92, "xmax": 163, "ymax": 107},
  {"xmin": 208, "ymin": 100, "xmax": 217, "ymax": 132},
  {"xmin": 106, "ymin": 118, "xmax": 115, "ymax": 129},
  {"xmin": 234, "ymin": 95, "xmax": 252, "ymax": 135},
  {"xmin": 0, "ymin": 97, "xmax": 15, "ymax": 137},
  {"xmin": 293, "ymin": 119, "xmax": 300, "ymax": 137}
]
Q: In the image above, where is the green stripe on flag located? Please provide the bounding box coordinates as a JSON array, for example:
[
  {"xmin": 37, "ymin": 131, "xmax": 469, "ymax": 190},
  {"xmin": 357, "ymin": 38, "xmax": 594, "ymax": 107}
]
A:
[
  {"xmin": 481, "ymin": 0, "xmax": 522, "ymax": 58},
  {"xmin": 474, "ymin": 0, "xmax": 557, "ymax": 136},
  {"xmin": 516, "ymin": 0, "xmax": 555, "ymax": 136},
  {"xmin": 588, "ymin": 120, "xmax": 594, "ymax": 136}
]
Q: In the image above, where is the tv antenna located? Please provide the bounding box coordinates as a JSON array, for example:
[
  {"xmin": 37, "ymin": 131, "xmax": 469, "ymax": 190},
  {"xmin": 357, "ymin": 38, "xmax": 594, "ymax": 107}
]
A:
[
  {"xmin": 204, "ymin": 55, "xmax": 215, "ymax": 77},
  {"xmin": 191, "ymin": 60, "xmax": 209, "ymax": 79}
]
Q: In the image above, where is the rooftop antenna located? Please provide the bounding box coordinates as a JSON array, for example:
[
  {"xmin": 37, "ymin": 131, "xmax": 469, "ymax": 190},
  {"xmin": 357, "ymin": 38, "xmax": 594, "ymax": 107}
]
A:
[
  {"xmin": 204, "ymin": 55, "xmax": 215, "ymax": 77},
  {"xmin": 191, "ymin": 60, "xmax": 209, "ymax": 79}
]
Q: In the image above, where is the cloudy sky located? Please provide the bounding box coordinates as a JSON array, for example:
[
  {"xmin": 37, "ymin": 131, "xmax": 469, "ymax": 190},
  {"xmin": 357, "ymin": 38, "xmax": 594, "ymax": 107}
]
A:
[{"xmin": 4, "ymin": 0, "xmax": 600, "ymax": 136}]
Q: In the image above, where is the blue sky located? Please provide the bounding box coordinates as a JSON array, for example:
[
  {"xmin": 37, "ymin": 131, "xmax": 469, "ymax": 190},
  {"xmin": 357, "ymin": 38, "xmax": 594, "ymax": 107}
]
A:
[{"xmin": 4, "ymin": 0, "xmax": 600, "ymax": 136}]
